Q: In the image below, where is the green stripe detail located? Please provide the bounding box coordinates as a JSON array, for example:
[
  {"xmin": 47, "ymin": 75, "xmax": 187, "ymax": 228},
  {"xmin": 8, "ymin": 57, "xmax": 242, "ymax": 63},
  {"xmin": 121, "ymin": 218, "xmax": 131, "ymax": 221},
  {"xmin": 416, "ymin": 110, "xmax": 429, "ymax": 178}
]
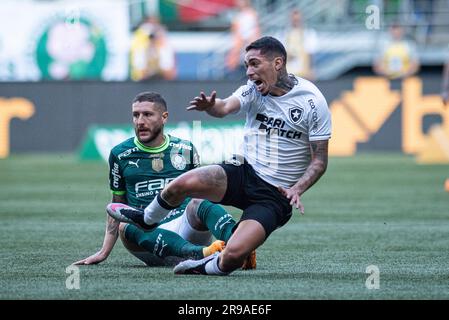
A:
[
  {"xmin": 111, "ymin": 190, "xmax": 126, "ymax": 195},
  {"xmin": 133, "ymin": 134, "xmax": 170, "ymax": 153}
]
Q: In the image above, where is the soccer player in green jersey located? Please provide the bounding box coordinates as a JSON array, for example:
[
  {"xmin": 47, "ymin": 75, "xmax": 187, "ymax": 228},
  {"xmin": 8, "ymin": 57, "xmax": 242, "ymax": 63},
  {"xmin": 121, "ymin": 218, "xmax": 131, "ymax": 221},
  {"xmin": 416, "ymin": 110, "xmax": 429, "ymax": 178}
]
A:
[{"xmin": 74, "ymin": 92, "xmax": 255, "ymax": 267}]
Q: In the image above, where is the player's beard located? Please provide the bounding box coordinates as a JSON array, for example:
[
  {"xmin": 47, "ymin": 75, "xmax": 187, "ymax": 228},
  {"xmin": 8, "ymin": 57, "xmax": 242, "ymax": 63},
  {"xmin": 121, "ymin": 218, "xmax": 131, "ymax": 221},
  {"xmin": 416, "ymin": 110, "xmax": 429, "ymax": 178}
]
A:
[{"xmin": 135, "ymin": 125, "xmax": 162, "ymax": 145}]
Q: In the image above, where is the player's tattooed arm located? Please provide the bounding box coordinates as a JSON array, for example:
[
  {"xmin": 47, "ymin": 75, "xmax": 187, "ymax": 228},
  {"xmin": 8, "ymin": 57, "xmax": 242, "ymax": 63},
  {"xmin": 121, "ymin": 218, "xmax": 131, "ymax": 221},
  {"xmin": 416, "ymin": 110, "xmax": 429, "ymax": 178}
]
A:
[
  {"xmin": 106, "ymin": 215, "xmax": 120, "ymax": 236},
  {"xmin": 299, "ymin": 140, "xmax": 328, "ymax": 191},
  {"xmin": 278, "ymin": 140, "xmax": 328, "ymax": 213},
  {"xmin": 72, "ymin": 194, "xmax": 127, "ymax": 265},
  {"xmin": 107, "ymin": 194, "xmax": 127, "ymax": 235}
]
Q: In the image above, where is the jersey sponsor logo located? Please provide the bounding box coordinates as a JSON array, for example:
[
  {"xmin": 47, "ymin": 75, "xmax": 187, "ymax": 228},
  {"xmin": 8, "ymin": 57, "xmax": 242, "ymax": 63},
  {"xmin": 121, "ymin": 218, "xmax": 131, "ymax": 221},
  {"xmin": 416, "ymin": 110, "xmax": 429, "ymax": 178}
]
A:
[
  {"xmin": 135, "ymin": 177, "xmax": 175, "ymax": 197},
  {"xmin": 171, "ymin": 154, "xmax": 187, "ymax": 170},
  {"xmin": 214, "ymin": 214, "xmax": 234, "ymax": 231},
  {"xmin": 117, "ymin": 147, "xmax": 139, "ymax": 160},
  {"xmin": 169, "ymin": 142, "xmax": 192, "ymax": 151},
  {"xmin": 241, "ymin": 86, "xmax": 254, "ymax": 97},
  {"xmin": 128, "ymin": 159, "xmax": 140, "ymax": 168},
  {"xmin": 111, "ymin": 162, "xmax": 121, "ymax": 188},
  {"xmin": 308, "ymin": 99, "xmax": 319, "ymax": 133},
  {"xmin": 255, "ymin": 113, "xmax": 302, "ymax": 139},
  {"xmin": 153, "ymin": 233, "xmax": 167, "ymax": 257},
  {"xmin": 289, "ymin": 107, "xmax": 304, "ymax": 124},
  {"xmin": 151, "ymin": 158, "xmax": 164, "ymax": 172}
]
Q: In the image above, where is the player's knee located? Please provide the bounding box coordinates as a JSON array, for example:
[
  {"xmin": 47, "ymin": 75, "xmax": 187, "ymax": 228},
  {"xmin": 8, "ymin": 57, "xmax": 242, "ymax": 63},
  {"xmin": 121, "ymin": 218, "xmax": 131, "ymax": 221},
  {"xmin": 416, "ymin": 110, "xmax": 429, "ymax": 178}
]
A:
[
  {"xmin": 186, "ymin": 198, "xmax": 206, "ymax": 230},
  {"xmin": 164, "ymin": 176, "xmax": 191, "ymax": 199},
  {"xmin": 119, "ymin": 223, "xmax": 145, "ymax": 252},
  {"xmin": 119, "ymin": 223, "xmax": 131, "ymax": 245},
  {"xmin": 178, "ymin": 174, "xmax": 202, "ymax": 193},
  {"xmin": 188, "ymin": 198, "xmax": 203, "ymax": 212},
  {"xmin": 119, "ymin": 223, "xmax": 134, "ymax": 247},
  {"xmin": 119, "ymin": 223, "xmax": 127, "ymax": 238}
]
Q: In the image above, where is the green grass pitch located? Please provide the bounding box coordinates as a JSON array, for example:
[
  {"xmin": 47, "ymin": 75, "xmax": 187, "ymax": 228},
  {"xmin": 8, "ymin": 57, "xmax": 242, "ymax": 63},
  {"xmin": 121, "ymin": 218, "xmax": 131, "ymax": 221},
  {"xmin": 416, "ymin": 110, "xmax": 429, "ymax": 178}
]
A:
[{"xmin": 1, "ymin": 153, "xmax": 448, "ymax": 299}]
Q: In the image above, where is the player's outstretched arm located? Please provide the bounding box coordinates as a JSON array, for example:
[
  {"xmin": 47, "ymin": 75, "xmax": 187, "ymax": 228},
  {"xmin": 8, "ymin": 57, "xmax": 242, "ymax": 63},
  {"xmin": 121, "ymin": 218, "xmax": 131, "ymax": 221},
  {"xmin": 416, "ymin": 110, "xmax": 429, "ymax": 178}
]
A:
[
  {"xmin": 73, "ymin": 194, "xmax": 126, "ymax": 265},
  {"xmin": 187, "ymin": 91, "xmax": 240, "ymax": 118},
  {"xmin": 278, "ymin": 140, "xmax": 328, "ymax": 214}
]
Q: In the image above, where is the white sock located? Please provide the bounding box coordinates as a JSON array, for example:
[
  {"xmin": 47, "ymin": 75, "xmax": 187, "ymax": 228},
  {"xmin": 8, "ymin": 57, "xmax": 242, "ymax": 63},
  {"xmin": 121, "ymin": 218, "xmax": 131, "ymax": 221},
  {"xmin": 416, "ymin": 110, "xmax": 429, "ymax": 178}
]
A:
[
  {"xmin": 205, "ymin": 254, "xmax": 229, "ymax": 276},
  {"xmin": 144, "ymin": 196, "xmax": 172, "ymax": 225}
]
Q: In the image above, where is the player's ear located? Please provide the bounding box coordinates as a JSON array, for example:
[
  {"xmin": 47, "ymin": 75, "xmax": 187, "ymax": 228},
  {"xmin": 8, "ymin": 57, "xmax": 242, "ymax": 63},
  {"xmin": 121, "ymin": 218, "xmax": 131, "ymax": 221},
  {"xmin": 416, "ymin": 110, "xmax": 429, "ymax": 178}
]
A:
[
  {"xmin": 274, "ymin": 57, "xmax": 283, "ymax": 71},
  {"xmin": 162, "ymin": 111, "xmax": 168, "ymax": 123}
]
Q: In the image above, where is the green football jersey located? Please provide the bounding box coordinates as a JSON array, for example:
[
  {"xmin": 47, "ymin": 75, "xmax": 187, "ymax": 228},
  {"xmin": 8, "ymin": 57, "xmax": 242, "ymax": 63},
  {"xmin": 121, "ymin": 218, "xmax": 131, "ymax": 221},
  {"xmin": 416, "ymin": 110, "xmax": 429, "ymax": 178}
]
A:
[{"xmin": 109, "ymin": 134, "xmax": 200, "ymax": 210}]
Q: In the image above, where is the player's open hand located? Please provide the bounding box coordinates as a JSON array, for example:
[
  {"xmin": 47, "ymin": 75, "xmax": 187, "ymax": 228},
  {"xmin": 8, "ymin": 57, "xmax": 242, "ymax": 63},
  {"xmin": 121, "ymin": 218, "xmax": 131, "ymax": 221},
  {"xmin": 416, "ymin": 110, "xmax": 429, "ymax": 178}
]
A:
[
  {"xmin": 187, "ymin": 91, "xmax": 216, "ymax": 111},
  {"xmin": 277, "ymin": 186, "xmax": 305, "ymax": 215},
  {"xmin": 73, "ymin": 252, "xmax": 107, "ymax": 265}
]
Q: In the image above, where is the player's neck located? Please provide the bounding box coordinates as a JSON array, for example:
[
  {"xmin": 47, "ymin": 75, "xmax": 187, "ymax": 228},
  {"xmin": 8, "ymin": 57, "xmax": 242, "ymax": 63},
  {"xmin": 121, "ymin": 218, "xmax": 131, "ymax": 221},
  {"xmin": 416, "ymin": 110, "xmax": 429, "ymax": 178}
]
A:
[
  {"xmin": 139, "ymin": 133, "xmax": 166, "ymax": 149},
  {"xmin": 270, "ymin": 71, "xmax": 295, "ymax": 96}
]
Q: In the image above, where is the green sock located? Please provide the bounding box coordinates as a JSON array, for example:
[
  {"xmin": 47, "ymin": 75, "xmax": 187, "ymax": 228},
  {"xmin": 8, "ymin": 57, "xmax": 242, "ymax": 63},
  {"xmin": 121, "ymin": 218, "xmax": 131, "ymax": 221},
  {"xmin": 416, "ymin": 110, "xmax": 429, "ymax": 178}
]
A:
[
  {"xmin": 196, "ymin": 200, "xmax": 236, "ymax": 242},
  {"xmin": 126, "ymin": 225, "xmax": 205, "ymax": 260}
]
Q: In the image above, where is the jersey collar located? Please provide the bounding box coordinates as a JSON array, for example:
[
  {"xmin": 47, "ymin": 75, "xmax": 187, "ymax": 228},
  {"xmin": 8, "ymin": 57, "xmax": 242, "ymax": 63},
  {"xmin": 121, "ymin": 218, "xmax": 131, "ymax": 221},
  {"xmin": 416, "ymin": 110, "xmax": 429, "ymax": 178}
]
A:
[{"xmin": 133, "ymin": 134, "xmax": 170, "ymax": 153}]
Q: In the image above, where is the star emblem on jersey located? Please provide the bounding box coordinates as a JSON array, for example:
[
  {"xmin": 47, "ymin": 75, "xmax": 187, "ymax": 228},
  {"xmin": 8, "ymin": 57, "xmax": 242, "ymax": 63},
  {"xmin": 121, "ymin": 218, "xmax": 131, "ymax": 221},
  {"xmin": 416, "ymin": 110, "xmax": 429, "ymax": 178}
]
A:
[{"xmin": 289, "ymin": 107, "xmax": 304, "ymax": 124}]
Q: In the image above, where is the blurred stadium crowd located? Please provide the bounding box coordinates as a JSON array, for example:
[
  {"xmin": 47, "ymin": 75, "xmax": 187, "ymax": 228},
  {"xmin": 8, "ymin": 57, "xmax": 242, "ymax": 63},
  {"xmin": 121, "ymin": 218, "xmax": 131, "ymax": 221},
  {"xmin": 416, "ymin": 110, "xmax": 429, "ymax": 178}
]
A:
[{"xmin": 1, "ymin": 0, "xmax": 448, "ymax": 82}]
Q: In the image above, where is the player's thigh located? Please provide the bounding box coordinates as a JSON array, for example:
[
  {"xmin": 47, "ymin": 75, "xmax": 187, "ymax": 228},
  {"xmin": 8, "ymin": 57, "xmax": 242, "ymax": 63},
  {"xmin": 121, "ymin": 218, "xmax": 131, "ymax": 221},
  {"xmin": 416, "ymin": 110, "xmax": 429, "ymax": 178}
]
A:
[
  {"xmin": 240, "ymin": 202, "xmax": 288, "ymax": 238},
  {"xmin": 168, "ymin": 165, "xmax": 227, "ymax": 203}
]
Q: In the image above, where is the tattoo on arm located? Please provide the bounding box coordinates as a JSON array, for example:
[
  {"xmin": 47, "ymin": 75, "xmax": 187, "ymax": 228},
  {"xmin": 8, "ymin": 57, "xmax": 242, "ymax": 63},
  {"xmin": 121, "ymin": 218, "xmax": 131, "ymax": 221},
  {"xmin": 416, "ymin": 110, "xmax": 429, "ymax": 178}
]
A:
[
  {"xmin": 295, "ymin": 140, "xmax": 329, "ymax": 194},
  {"xmin": 310, "ymin": 140, "xmax": 328, "ymax": 170},
  {"xmin": 107, "ymin": 194, "xmax": 126, "ymax": 235},
  {"xmin": 107, "ymin": 216, "xmax": 119, "ymax": 236}
]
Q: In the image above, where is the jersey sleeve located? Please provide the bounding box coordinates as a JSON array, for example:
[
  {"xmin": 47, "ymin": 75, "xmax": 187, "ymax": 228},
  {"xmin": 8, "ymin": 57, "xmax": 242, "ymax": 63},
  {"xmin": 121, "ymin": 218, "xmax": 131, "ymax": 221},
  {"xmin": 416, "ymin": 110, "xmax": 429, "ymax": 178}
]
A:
[
  {"xmin": 307, "ymin": 92, "xmax": 332, "ymax": 141},
  {"xmin": 190, "ymin": 143, "xmax": 201, "ymax": 169},
  {"xmin": 231, "ymin": 81, "xmax": 257, "ymax": 115},
  {"xmin": 108, "ymin": 151, "xmax": 126, "ymax": 195}
]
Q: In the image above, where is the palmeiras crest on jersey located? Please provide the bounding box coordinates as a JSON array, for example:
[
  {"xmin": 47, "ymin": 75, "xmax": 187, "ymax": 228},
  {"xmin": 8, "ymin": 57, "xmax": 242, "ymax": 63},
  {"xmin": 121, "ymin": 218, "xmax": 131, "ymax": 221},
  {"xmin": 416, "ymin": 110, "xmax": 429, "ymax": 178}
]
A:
[
  {"xmin": 151, "ymin": 158, "xmax": 164, "ymax": 172},
  {"xmin": 289, "ymin": 107, "xmax": 304, "ymax": 124},
  {"xmin": 171, "ymin": 154, "xmax": 187, "ymax": 170}
]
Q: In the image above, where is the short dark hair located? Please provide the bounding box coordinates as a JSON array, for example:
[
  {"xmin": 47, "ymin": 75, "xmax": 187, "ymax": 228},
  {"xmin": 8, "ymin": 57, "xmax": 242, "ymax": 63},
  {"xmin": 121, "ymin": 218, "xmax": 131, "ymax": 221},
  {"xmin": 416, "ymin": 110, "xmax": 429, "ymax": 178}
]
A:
[
  {"xmin": 245, "ymin": 36, "xmax": 287, "ymax": 65},
  {"xmin": 132, "ymin": 92, "xmax": 167, "ymax": 111}
]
